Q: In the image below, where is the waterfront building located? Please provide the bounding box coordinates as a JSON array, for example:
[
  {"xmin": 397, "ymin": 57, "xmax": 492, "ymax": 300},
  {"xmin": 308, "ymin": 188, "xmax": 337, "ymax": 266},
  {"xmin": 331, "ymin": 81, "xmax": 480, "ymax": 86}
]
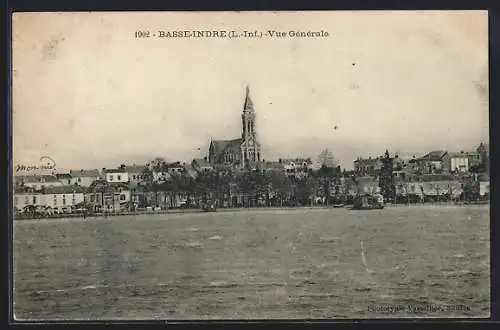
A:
[
  {"xmin": 14, "ymin": 175, "xmax": 63, "ymax": 190},
  {"xmin": 419, "ymin": 150, "xmax": 453, "ymax": 174},
  {"xmin": 126, "ymin": 165, "xmax": 146, "ymax": 185},
  {"xmin": 353, "ymin": 157, "xmax": 383, "ymax": 176},
  {"xmin": 447, "ymin": 152, "xmax": 469, "ymax": 173},
  {"xmin": 13, "ymin": 185, "xmax": 85, "ymax": 212},
  {"xmin": 104, "ymin": 166, "xmax": 130, "ymax": 184},
  {"xmin": 43, "ymin": 186, "xmax": 86, "ymax": 211},
  {"xmin": 405, "ymin": 174, "xmax": 462, "ymax": 198},
  {"xmin": 86, "ymin": 180, "xmax": 131, "ymax": 212},
  {"xmin": 13, "ymin": 187, "xmax": 42, "ymax": 210},
  {"xmin": 478, "ymin": 174, "xmax": 490, "ymax": 197}
]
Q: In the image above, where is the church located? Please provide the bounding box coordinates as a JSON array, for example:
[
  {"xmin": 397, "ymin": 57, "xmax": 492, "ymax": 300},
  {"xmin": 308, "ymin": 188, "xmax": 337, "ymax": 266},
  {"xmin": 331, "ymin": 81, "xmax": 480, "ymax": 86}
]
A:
[{"xmin": 208, "ymin": 86, "xmax": 261, "ymax": 169}]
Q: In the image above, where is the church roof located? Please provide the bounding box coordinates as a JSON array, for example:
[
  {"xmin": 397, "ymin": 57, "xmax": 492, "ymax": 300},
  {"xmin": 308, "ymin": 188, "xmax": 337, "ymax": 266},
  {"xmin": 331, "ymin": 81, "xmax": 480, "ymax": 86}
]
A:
[
  {"xmin": 211, "ymin": 138, "xmax": 242, "ymax": 155},
  {"xmin": 243, "ymin": 85, "xmax": 253, "ymax": 112}
]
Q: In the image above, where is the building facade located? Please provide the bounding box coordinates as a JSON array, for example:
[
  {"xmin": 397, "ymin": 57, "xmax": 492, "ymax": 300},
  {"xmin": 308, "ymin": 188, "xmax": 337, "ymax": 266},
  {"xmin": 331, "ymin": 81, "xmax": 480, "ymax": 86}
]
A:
[
  {"xmin": 448, "ymin": 152, "xmax": 469, "ymax": 173},
  {"xmin": 353, "ymin": 157, "xmax": 383, "ymax": 176},
  {"xmin": 69, "ymin": 169, "xmax": 101, "ymax": 187},
  {"xmin": 209, "ymin": 86, "xmax": 261, "ymax": 169}
]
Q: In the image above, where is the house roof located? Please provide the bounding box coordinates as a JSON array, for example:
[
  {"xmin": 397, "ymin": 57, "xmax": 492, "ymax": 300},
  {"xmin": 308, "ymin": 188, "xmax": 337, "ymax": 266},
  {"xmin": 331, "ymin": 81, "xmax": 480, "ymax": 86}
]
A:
[
  {"xmin": 105, "ymin": 168, "xmax": 126, "ymax": 174},
  {"xmin": 18, "ymin": 175, "xmax": 61, "ymax": 183},
  {"xmin": 354, "ymin": 157, "xmax": 382, "ymax": 165},
  {"xmin": 45, "ymin": 185, "xmax": 86, "ymax": 194},
  {"xmin": 70, "ymin": 169, "xmax": 100, "ymax": 177},
  {"xmin": 14, "ymin": 186, "xmax": 39, "ymax": 194},
  {"xmin": 421, "ymin": 174, "xmax": 457, "ymax": 182},
  {"xmin": 88, "ymin": 180, "xmax": 130, "ymax": 192},
  {"xmin": 419, "ymin": 151, "xmax": 448, "ymax": 162},
  {"xmin": 56, "ymin": 173, "xmax": 72, "ymax": 179},
  {"xmin": 211, "ymin": 138, "xmax": 242, "ymax": 157},
  {"xmin": 125, "ymin": 165, "xmax": 146, "ymax": 174},
  {"xmin": 448, "ymin": 152, "xmax": 468, "ymax": 158}
]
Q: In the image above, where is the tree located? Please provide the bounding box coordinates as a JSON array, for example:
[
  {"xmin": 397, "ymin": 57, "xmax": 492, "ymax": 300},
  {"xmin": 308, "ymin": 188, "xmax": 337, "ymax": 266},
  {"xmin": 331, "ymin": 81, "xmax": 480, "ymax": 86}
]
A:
[
  {"xmin": 317, "ymin": 149, "xmax": 338, "ymax": 168},
  {"xmin": 379, "ymin": 149, "xmax": 395, "ymax": 202}
]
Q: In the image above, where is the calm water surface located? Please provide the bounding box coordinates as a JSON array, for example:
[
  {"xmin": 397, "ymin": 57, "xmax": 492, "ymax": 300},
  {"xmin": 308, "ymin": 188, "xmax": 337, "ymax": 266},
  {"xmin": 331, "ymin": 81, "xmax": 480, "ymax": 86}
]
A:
[{"xmin": 13, "ymin": 206, "xmax": 490, "ymax": 320}]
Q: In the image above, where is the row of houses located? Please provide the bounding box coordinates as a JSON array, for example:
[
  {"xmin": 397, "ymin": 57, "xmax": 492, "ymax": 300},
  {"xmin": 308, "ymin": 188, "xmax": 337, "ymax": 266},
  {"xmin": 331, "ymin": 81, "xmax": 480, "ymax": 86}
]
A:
[
  {"xmin": 13, "ymin": 171, "xmax": 490, "ymax": 213},
  {"xmin": 353, "ymin": 143, "xmax": 489, "ymax": 177}
]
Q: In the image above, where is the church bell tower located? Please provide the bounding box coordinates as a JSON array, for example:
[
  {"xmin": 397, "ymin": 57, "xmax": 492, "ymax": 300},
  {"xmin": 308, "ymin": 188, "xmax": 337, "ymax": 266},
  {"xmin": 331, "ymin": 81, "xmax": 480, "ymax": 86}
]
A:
[{"xmin": 241, "ymin": 85, "xmax": 260, "ymax": 166}]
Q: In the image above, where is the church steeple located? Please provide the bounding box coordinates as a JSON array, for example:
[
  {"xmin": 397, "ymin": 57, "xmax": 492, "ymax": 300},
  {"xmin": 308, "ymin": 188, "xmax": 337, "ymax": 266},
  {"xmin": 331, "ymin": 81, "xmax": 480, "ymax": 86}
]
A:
[
  {"xmin": 240, "ymin": 85, "xmax": 261, "ymax": 167},
  {"xmin": 243, "ymin": 85, "xmax": 254, "ymax": 112}
]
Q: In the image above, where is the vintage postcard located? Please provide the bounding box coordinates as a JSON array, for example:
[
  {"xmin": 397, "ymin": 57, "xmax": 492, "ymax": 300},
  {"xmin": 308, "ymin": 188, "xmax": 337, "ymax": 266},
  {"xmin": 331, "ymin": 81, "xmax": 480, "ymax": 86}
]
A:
[{"xmin": 11, "ymin": 11, "xmax": 489, "ymax": 320}]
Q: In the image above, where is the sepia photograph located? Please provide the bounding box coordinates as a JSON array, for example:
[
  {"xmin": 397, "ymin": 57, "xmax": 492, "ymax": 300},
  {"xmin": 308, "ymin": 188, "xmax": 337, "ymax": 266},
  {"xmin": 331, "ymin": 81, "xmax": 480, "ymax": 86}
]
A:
[{"xmin": 11, "ymin": 11, "xmax": 489, "ymax": 320}]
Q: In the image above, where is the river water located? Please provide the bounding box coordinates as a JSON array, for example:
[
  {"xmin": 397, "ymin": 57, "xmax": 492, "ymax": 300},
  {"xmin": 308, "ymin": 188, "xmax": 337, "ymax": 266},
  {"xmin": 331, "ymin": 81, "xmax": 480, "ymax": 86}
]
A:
[{"xmin": 13, "ymin": 206, "xmax": 490, "ymax": 320}]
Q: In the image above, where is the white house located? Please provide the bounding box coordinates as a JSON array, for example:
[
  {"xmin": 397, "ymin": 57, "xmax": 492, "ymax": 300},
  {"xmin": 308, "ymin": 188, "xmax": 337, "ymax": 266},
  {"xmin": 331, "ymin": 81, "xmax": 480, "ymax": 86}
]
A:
[
  {"xmin": 14, "ymin": 187, "xmax": 42, "ymax": 210},
  {"xmin": 43, "ymin": 186, "xmax": 86, "ymax": 211},
  {"xmin": 449, "ymin": 152, "xmax": 469, "ymax": 173},
  {"xmin": 13, "ymin": 185, "xmax": 85, "ymax": 211},
  {"xmin": 15, "ymin": 175, "xmax": 64, "ymax": 190},
  {"xmin": 105, "ymin": 170, "xmax": 130, "ymax": 183},
  {"xmin": 478, "ymin": 174, "xmax": 490, "ymax": 197}
]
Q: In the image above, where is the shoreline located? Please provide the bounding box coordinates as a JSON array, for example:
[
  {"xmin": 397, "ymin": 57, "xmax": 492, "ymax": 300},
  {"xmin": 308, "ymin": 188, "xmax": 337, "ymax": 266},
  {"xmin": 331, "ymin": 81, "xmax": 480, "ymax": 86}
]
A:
[{"xmin": 13, "ymin": 202, "xmax": 490, "ymax": 221}]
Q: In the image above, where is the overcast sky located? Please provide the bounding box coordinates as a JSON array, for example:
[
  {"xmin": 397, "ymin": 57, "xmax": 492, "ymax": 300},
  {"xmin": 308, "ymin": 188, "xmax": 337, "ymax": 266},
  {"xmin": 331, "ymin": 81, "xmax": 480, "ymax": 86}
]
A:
[{"xmin": 12, "ymin": 11, "xmax": 488, "ymax": 170}]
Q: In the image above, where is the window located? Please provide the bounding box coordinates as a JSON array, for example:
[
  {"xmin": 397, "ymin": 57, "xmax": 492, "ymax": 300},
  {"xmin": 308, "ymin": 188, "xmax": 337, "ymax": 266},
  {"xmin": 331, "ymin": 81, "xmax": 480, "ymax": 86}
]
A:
[
  {"xmin": 117, "ymin": 175, "xmax": 121, "ymax": 181},
  {"xmin": 54, "ymin": 195, "xmax": 57, "ymax": 206},
  {"xmin": 33, "ymin": 196, "xmax": 37, "ymax": 204},
  {"xmin": 133, "ymin": 175, "xmax": 136, "ymax": 180},
  {"xmin": 25, "ymin": 196, "xmax": 29, "ymax": 204},
  {"xmin": 90, "ymin": 195, "xmax": 95, "ymax": 202},
  {"xmin": 109, "ymin": 175, "xmax": 114, "ymax": 181},
  {"xmin": 62, "ymin": 195, "xmax": 66, "ymax": 206},
  {"xmin": 14, "ymin": 196, "xmax": 18, "ymax": 205},
  {"xmin": 72, "ymin": 194, "xmax": 76, "ymax": 204},
  {"xmin": 120, "ymin": 194, "xmax": 126, "ymax": 201},
  {"xmin": 78, "ymin": 178, "xmax": 81, "ymax": 182}
]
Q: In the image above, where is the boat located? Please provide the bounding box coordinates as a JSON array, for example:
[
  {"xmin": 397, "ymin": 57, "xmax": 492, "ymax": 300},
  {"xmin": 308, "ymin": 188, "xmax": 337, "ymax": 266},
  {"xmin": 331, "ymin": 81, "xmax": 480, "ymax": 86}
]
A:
[
  {"xmin": 351, "ymin": 193, "xmax": 384, "ymax": 210},
  {"xmin": 332, "ymin": 203, "xmax": 345, "ymax": 208}
]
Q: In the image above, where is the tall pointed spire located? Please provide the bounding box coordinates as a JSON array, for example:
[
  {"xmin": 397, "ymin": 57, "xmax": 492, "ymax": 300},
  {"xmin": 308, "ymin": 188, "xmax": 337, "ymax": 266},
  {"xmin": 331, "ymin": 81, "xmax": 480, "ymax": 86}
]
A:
[{"xmin": 243, "ymin": 85, "xmax": 254, "ymax": 112}]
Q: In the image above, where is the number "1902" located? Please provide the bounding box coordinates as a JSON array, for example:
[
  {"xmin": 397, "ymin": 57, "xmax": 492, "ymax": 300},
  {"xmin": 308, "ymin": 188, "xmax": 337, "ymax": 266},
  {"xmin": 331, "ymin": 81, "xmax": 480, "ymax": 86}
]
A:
[{"xmin": 135, "ymin": 31, "xmax": 151, "ymax": 38}]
